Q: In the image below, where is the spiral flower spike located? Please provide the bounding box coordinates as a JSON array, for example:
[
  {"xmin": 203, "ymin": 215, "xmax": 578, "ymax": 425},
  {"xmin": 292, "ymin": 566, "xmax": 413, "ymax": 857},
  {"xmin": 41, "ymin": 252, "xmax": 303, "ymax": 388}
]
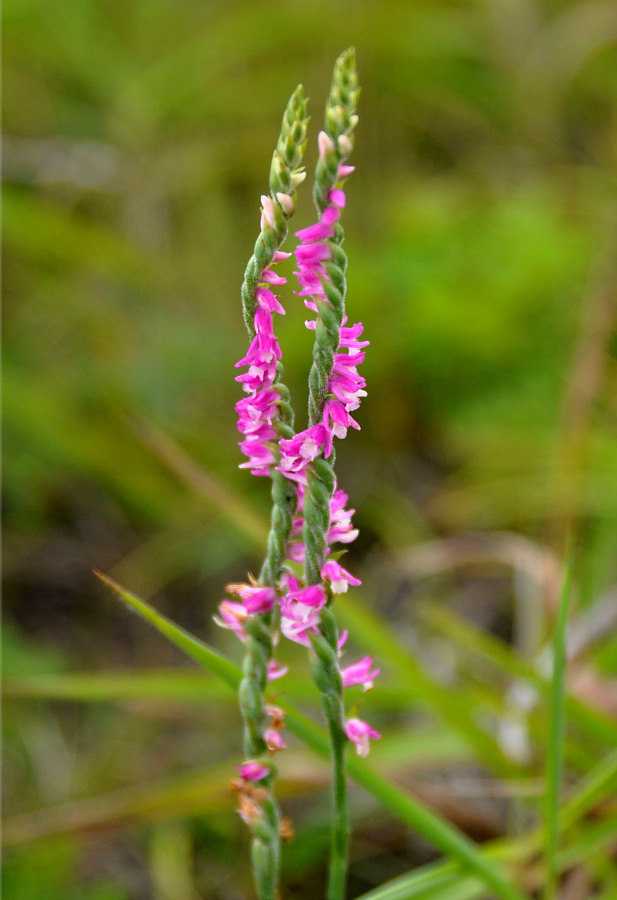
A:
[
  {"xmin": 235, "ymin": 84, "xmax": 309, "ymax": 900},
  {"xmin": 301, "ymin": 47, "xmax": 360, "ymax": 900}
]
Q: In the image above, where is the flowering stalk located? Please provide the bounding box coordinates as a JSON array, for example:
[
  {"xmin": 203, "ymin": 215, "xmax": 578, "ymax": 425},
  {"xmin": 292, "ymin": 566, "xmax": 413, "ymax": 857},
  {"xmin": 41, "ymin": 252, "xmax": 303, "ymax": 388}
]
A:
[
  {"xmin": 301, "ymin": 48, "xmax": 359, "ymax": 900},
  {"xmin": 233, "ymin": 85, "xmax": 308, "ymax": 900}
]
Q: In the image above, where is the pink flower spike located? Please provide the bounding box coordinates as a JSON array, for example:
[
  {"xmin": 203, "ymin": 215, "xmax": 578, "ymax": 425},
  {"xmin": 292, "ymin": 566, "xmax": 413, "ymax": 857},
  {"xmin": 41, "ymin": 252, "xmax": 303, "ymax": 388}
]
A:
[
  {"xmin": 344, "ymin": 717, "xmax": 381, "ymax": 757},
  {"xmin": 273, "ymin": 249, "xmax": 292, "ymax": 262},
  {"xmin": 321, "ymin": 560, "xmax": 361, "ymax": 594},
  {"xmin": 341, "ymin": 657, "xmax": 380, "ymax": 692},
  {"xmin": 338, "ymin": 164, "xmax": 355, "ymax": 178},
  {"xmin": 237, "ymin": 760, "xmax": 270, "ymax": 781},
  {"xmin": 267, "ymin": 660, "xmax": 288, "ymax": 682}
]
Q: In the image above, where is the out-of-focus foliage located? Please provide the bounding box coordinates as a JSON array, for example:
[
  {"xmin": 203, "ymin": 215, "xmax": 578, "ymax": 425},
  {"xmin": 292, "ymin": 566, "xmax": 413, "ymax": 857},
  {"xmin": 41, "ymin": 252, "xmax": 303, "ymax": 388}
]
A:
[{"xmin": 3, "ymin": 0, "xmax": 617, "ymax": 897}]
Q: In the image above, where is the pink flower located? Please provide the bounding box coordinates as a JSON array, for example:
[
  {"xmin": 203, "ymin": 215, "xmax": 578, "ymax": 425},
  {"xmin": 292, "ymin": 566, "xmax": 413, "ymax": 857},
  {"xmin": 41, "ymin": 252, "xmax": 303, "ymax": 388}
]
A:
[
  {"xmin": 225, "ymin": 583, "xmax": 278, "ymax": 614},
  {"xmin": 279, "ymin": 571, "xmax": 301, "ymax": 593},
  {"xmin": 341, "ymin": 657, "xmax": 379, "ymax": 691},
  {"xmin": 236, "ymin": 388, "xmax": 280, "ymax": 432},
  {"xmin": 344, "ymin": 717, "xmax": 381, "ymax": 757},
  {"xmin": 260, "ymin": 268, "xmax": 286, "ymax": 286},
  {"xmin": 338, "ymin": 318, "xmax": 369, "ymax": 353},
  {"xmin": 279, "ymin": 598, "xmax": 321, "ymax": 647},
  {"xmin": 278, "ymin": 423, "xmax": 330, "ymax": 479},
  {"xmin": 286, "ymin": 541, "xmax": 305, "ymax": 563},
  {"xmin": 321, "ymin": 560, "xmax": 361, "ymax": 594},
  {"xmin": 213, "ymin": 600, "xmax": 247, "ymax": 642},
  {"xmin": 264, "ymin": 728, "xmax": 286, "ymax": 753},
  {"xmin": 322, "ymin": 398, "xmax": 360, "ymax": 453},
  {"xmin": 256, "ymin": 286, "xmax": 285, "ymax": 314},
  {"xmin": 328, "ymin": 488, "xmax": 359, "ymax": 546},
  {"xmin": 328, "ymin": 187, "xmax": 346, "ymax": 208},
  {"xmin": 237, "ymin": 760, "xmax": 270, "ymax": 781},
  {"xmin": 267, "ymin": 660, "xmax": 288, "ymax": 682},
  {"xmin": 237, "ymin": 440, "xmax": 277, "ymax": 476},
  {"xmin": 285, "ymin": 583, "xmax": 327, "ymax": 609}
]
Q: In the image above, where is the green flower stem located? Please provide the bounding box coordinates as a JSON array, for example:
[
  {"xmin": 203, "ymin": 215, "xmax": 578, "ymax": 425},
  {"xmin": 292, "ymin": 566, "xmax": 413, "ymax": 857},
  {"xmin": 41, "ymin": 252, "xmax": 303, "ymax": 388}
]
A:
[
  {"xmin": 237, "ymin": 85, "xmax": 308, "ymax": 900},
  {"xmin": 303, "ymin": 48, "xmax": 359, "ymax": 900}
]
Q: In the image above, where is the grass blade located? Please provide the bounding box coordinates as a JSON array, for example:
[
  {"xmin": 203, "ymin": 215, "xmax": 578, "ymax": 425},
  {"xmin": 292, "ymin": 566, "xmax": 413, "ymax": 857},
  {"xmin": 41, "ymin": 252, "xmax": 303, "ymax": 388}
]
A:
[
  {"xmin": 93, "ymin": 571, "xmax": 240, "ymax": 689},
  {"xmin": 544, "ymin": 561, "xmax": 572, "ymax": 900}
]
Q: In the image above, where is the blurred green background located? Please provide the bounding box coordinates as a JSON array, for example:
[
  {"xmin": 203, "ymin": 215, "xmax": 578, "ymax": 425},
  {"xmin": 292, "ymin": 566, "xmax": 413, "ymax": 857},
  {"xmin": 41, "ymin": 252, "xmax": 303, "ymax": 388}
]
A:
[{"xmin": 3, "ymin": 0, "xmax": 617, "ymax": 897}]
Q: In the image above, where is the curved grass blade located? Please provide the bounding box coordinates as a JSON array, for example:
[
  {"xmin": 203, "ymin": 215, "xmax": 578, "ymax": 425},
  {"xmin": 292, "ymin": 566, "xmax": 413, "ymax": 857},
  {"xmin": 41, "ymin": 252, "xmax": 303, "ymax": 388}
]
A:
[{"xmin": 93, "ymin": 570, "xmax": 240, "ymax": 689}]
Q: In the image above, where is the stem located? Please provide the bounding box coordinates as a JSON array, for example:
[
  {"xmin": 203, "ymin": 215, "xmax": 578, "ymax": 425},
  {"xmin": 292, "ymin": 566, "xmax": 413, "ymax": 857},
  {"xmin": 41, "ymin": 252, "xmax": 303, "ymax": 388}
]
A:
[
  {"xmin": 325, "ymin": 689, "xmax": 349, "ymax": 900},
  {"xmin": 302, "ymin": 48, "xmax": 359, "ymax": 899},
  {"xmin": 310, "ymin": 606, "xmax": 349, "ymax": 900}
]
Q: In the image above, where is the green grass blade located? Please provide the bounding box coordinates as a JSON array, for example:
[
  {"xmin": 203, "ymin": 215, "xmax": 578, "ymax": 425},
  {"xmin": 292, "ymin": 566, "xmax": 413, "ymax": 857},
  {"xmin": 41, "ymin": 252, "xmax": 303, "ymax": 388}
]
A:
[
  {"xmin": 94, "ymin": 571, "xmax": 241, "ymax": 690},
  {"xmin": 561, "ymin": 749, "xmax": 617, "ymax": 829},
  {"xmin": 544, "ymin": 561, "xmax": 572, "ymax": 900},
  {"xmin": 3, "ymin": 669, "xmax": 229, "ymax": 703},
  {"xmin": 96, "ymin": 572, "xmax": 529, "ymax": 900}
]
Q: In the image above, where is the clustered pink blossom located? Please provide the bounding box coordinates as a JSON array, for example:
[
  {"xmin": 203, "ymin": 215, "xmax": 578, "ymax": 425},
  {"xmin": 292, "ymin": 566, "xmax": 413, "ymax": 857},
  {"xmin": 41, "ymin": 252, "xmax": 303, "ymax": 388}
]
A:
[{"xmin": 235, "ymin": 196, "xmax": 294, "ymax": 477}]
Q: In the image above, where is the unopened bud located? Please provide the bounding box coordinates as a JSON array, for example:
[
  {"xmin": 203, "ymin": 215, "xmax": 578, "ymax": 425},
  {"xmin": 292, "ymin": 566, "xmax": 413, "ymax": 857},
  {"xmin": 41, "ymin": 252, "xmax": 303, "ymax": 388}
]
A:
[
  {"xmin": 337, "ymin": 134, "xmax": 353, "ymax": 156},
  {"xmin": 276, "ymin": 192, "xmax": 294, "ymax": 214},
  {"xmin": 318, "ymin": 130, "xmax": 336, "ymax": 159},
  {"xmin": 260, "ymin": 195, "xmax": 276, "ymax": 228},
  {"xmin": 290, "ymin": 168, "xmax": 306, "ymax": 189}
]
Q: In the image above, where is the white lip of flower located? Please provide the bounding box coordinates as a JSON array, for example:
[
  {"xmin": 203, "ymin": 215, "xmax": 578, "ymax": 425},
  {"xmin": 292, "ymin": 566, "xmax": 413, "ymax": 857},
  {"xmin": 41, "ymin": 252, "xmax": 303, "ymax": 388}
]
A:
[
  {"xmin": 331, "ymin": 578, "xmax": 348, "ymax": 594},
  {"xmin": 300, "ymin": 437, "xmax": 318, "ymax": 458},
  {"xmin": 356, "ymin": 735, "xmax": 370, "ymax": 757},
  {"xmin": 293, "ymin": 602, "xmax": 314, "ymax": 622}
]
